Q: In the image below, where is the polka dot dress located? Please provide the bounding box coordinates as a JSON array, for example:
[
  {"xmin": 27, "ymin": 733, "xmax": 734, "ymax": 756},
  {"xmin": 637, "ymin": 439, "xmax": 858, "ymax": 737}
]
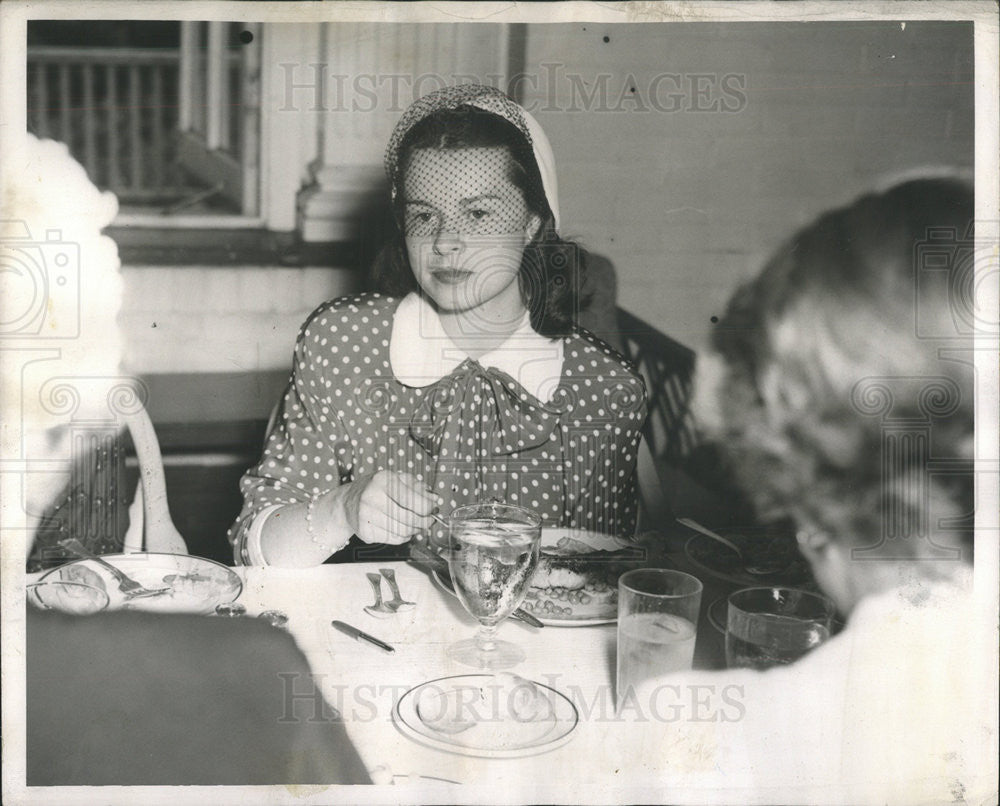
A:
[{"xmin": 229, "ymin": 293, "xmax": 647, "ymax": 561}]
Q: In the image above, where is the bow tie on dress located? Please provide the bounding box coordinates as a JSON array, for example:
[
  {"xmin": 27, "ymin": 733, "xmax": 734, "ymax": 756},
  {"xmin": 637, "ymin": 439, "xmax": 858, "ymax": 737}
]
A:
[{"xmin": 409, "ymin": 359, "xmax": 561, "ymax": 458}]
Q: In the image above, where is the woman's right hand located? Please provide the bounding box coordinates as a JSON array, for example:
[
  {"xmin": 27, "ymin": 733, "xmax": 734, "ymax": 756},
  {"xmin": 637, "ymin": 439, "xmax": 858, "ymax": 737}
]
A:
[{"xmin": 338, "ymin": 471, "xmax": 439, "ymax": 545}]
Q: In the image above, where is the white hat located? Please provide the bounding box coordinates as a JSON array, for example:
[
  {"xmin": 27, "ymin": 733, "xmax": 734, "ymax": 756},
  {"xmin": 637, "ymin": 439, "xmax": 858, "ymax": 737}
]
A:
[{"xmin": 384, "ymin": 84, "xmax": 560, "ymax": 230}]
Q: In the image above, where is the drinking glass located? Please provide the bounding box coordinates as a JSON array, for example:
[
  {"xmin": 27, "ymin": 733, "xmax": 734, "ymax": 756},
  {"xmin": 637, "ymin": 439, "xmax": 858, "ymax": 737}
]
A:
[
  {"xmin": 446, "ymin": 502, "xmax": 542, "ymax": 670},
  {"xmin": 726, "ymin": 586, "xmax": 835, "ymax": 669},
  {"xmin": 617, "ymin": 569, "xmax": 703, "ymax": 710}
]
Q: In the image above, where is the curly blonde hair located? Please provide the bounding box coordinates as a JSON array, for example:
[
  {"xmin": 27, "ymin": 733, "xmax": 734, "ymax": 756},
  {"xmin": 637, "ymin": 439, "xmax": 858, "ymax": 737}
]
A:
[{"xmin": 710, "ymin": 178, "xmax": 974, "ymax": 558}]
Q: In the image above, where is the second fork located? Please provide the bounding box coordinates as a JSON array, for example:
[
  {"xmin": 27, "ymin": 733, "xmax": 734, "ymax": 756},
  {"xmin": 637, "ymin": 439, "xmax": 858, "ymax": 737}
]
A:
[{"xmin": 57, "ymin": 538, "xmax": 170, "ymax": 599}]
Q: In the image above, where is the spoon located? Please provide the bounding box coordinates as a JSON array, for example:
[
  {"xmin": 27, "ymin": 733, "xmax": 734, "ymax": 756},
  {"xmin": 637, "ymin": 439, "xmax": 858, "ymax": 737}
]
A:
[
  {"xmin": 676, "ymin": 518, "xmax": 787, "ymax": 576},
  {"xmin": 364, "ymin": 572, "xmax": 396, "ymax": 618}
]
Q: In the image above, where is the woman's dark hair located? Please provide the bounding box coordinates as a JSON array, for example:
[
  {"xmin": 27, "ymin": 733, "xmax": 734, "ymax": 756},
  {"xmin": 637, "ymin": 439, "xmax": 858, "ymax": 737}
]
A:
[
  {"xmin": 372, "ymin": 106, "xmax": 585, "ymax": 337},
  {"xmin": 710, "ymin": 178, "xmax": 974, "ymax": 559}
]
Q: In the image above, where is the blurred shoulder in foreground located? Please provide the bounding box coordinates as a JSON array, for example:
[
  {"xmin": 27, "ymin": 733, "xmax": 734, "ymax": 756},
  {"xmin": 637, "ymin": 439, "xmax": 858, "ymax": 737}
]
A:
[{"xmin": 27, "ymin": 609, "xmax": 371, "ymax": 785}]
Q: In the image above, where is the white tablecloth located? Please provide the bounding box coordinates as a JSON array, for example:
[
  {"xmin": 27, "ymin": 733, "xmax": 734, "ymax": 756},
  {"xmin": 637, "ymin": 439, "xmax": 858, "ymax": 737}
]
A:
[
  {"xmin": 23, "ymin": 560, "xmax": 994, "ymax": 805},
  {"xmin": 234, "ymin": 562, "xmax": 623, "ymax": 790}
]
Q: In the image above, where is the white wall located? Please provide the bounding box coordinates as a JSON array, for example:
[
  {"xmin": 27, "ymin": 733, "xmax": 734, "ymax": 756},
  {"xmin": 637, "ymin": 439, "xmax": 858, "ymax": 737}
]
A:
[
  {"xmin": 520, "ymin": 21, "xmax": 974, "ymax": 352},
  {"xmin": 119, "ymin": 266, "xmax": 358, "ymax": 374},
  {"xmin": 119, "ymin": 21, "xmax": 974, "ymax": 376}
]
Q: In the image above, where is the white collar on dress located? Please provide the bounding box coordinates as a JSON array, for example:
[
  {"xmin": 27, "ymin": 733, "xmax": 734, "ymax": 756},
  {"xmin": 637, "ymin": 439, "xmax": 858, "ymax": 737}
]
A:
[{"xmin": 389, "ymin": 292, "xmax": 564, "ymax": 403}]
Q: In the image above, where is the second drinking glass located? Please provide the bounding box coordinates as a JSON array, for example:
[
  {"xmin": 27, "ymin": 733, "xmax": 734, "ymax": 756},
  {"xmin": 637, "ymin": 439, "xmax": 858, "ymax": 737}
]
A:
[
  {"xmin": 725, "ymin": 586, "xmax": 835, "ymax": 669},
  {"xmin": 616, "ymin": 568, "xmax": 703, "ymax": 711}
]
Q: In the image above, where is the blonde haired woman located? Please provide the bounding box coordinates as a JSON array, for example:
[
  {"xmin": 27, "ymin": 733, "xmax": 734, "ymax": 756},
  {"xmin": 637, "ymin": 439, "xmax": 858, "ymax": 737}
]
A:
[{"xmin": 611, "ymin": 178, "xmax": 995, "ymax": 804}]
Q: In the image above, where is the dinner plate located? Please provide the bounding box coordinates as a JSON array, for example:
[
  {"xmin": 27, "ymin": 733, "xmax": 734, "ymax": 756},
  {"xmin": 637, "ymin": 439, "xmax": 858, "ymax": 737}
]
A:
[
  {"xmin": 393, "ymin": 674, "xmax": 579, "ymax": 759},
  {"xmin": 41, "ymin": 552, "xmax": 242, "ymax": 615},
  {"xmin": 431, "ymin": 570, "xmax": 616, "ymax": 627},
  {"xmin": 683, "ymin": 534, "xmax": 814, "ymax": 588},
  {"xmin": 532, "ymin": 527, "xmax": 638, "ymax": 624},
  {"xmin": 432, "ymin": 526, "xmax": 634, "ymax": 626},
  {"xmin": 539, "ymin": 527, "xmax": 634, "ymax": 555}
]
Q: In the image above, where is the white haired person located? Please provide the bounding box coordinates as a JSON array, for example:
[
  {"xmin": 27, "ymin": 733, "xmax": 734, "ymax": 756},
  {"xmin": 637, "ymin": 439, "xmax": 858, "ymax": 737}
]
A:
[
  {"xmin": 231, "ymin": 85, "xmax": 647, "ymax": 566},
  {"xmin": 5, "ymin": 135, "xmax": 370, "ymax": 785},
  {"xmin": 2, "ymin": 134, "xmax": 127, "ymax": 566},
  {"xmin": 608, "ymin": 178, "xmax": 995, "ymax": 804}
]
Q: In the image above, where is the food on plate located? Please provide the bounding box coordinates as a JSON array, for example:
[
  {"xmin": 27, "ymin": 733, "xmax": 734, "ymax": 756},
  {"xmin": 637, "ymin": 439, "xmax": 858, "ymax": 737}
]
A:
[
  {"xmin": 60, "ymin": 563, "xmax": 107, "ymax": 592},
  {"xmin": 540, "ymin": 536, "xmax": 600, "ymax": 558},
  {"xmin": 162, "ymin": 570, "xmax": 233, "ymax": 596},
  {"xmin": 522, "ymin": 534, "xmax": 641, "ymax": 619}
]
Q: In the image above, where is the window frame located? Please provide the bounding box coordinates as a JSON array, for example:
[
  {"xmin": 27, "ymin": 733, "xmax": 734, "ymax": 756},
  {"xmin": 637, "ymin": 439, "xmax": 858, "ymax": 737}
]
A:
[{"xmin": 113, "ymin": 21, "xmax": 264, "ymax": 230}]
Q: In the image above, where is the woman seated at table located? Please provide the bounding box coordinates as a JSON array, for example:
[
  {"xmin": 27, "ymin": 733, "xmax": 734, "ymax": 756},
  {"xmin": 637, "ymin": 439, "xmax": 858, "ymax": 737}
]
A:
[
  {"xmin": 612, "ymin": 177, "xmax": 993, "ymax": 803},
  {"xmin": 230, "ymin": 84, "xmax": 647, "ymax": 566}
]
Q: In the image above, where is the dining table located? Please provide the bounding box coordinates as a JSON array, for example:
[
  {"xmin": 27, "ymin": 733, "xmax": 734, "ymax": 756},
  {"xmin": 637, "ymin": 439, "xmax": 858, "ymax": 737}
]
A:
[
  {"xmin": 218, "ymin": 529, "xmax": 737, "ymax": 794},
  {"xmin": 22, "ymin": 527, "xmax": 749, "ymax": 804}
]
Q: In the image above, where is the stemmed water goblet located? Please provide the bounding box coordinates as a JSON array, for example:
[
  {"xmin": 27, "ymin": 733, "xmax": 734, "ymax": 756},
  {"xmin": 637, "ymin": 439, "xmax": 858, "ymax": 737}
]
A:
[{"xmin": 445, "ymin": 502, "xmax": 542, "ymax": 670}]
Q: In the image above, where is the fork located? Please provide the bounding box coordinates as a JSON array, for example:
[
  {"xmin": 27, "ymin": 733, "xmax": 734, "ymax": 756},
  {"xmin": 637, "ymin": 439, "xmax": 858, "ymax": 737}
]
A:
[
  {"xmin": 58, "ymin": 538, "xmax": 170, "ymax": 599},
  {"xmin": 364, "ymin": 573, "xmax": 396, "ymax": 618},
  {"xmin": 379, "ymin": 568, "xmax": 415, "ymax": 612}
]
